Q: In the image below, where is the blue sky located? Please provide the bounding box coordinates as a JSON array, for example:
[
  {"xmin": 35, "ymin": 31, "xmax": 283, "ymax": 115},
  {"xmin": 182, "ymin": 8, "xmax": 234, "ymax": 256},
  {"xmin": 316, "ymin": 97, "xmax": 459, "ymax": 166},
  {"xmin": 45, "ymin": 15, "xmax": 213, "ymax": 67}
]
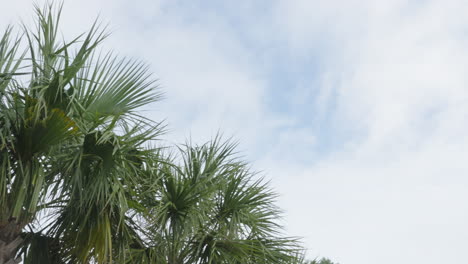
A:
[{"xmin": 4, "ymin": 1, "xmax": 468, "ymax": 263}]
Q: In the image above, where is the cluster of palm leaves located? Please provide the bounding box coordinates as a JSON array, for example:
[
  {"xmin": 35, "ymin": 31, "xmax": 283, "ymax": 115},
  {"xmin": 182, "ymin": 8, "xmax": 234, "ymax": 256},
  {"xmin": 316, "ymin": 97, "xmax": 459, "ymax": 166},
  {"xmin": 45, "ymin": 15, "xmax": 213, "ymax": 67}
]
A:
[
  {"xmin": 308, "ymin": 258, "xmax": 339, "ymax": 264},
  {"xmin": 0, "ymin": 4, "xmax": 306, "ymax": 264}
]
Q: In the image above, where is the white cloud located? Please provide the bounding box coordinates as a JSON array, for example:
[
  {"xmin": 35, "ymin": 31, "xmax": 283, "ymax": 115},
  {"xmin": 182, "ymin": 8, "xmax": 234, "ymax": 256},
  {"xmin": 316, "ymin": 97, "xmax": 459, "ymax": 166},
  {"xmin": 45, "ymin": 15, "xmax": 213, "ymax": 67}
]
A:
[{"xmin": 262, "ymin": 0, "xmax": 468, "ymax": 263}]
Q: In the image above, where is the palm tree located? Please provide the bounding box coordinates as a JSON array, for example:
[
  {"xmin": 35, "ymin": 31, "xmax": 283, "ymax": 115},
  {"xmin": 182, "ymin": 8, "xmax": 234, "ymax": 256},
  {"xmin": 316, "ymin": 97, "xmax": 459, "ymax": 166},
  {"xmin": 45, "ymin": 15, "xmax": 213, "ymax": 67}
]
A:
[
  {"xmin": 1, "ymin": 4, "xmax": 162, "ymax": 263},
  {"xmin": 127, "ymin": 138, "xmax": 301, "ymax": 263},
  {"xmin": 308, "ymin": 258, "xmax": 339, "ymax": 264},
  {"xmin": 1, "ymin": 4, "xmax": 304, "ymax": 264}
]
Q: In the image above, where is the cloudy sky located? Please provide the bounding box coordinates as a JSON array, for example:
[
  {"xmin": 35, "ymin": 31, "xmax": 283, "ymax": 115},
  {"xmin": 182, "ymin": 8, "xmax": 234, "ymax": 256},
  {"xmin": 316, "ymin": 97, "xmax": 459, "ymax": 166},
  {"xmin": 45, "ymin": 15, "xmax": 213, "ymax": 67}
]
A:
[{"xmin": 3, "ymin": 1, "xmax": 468, "ymax": 263}]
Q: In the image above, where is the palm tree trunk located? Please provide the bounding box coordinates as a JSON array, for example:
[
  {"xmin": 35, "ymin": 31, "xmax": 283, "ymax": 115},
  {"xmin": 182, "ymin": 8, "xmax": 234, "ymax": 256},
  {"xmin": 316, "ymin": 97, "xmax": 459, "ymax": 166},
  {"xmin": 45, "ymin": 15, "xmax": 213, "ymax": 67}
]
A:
[{"xmin": 0, "ymin": 220, "xmax": 22, "ymax": 264}]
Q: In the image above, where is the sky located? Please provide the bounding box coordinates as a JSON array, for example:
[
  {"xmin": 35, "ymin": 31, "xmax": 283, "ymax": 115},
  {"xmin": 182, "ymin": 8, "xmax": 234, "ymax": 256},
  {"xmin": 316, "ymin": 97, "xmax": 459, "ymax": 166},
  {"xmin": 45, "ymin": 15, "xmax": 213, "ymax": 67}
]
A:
[{"xmin": 3, "ymin": 1, "xmax": 468, "ymax": 263}]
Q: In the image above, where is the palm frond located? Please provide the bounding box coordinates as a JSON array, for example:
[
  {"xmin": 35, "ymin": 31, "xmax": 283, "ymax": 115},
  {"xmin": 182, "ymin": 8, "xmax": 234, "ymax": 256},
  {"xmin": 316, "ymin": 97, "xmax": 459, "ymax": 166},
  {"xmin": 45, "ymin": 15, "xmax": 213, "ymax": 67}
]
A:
[
  {"xmin": 0, "ymin": 26, "xmax": 25, "ymax": 93},
  {"xmin": 73, "ymin": 52, "xmax": 162, "ymax": 126}
]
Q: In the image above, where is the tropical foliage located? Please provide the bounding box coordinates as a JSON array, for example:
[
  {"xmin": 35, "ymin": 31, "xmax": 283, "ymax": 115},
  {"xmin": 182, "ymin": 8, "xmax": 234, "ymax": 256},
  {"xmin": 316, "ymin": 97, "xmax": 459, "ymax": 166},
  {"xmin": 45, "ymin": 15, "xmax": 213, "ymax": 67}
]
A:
[
  {"xmin": 308, "ymin": 258, "xmax": 339, "ymax": 264},
  {"xmin": 0, "ymin": 4, "xmax": 305, "ymax": 264},
  {"xmin": 128, "ymin": 139, "xmax": 301, "ymax": 263}
]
